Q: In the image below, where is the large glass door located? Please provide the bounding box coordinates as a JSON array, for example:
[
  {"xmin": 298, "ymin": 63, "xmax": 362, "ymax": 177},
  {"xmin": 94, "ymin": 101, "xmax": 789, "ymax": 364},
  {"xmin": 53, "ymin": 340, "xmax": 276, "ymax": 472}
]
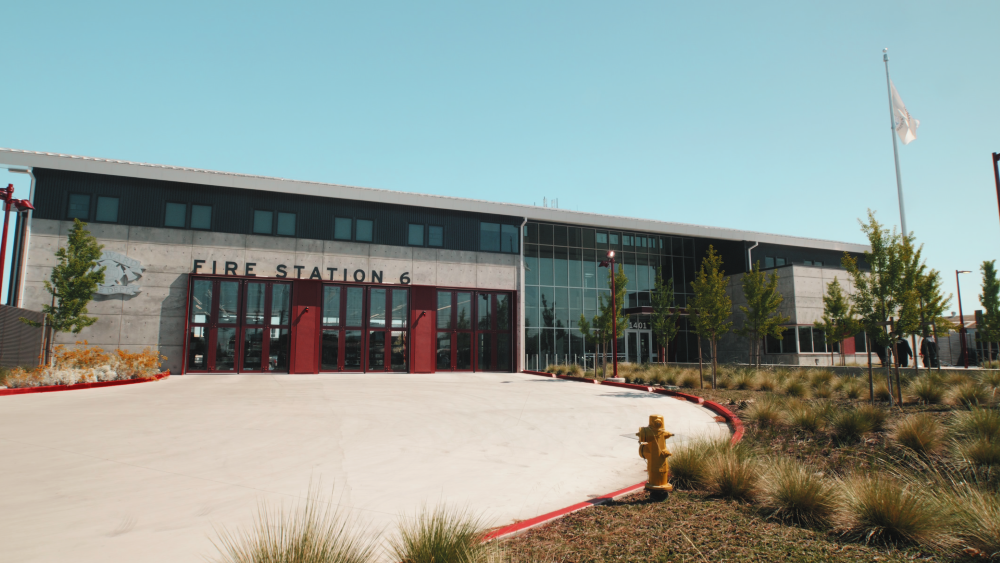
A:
[
  {"xmin": 320, "ymin": 284, "xmax": 409, "ymax": 372},
  {"xmin": 436, "ymin": 291, "xmax": 474, "ymax": 371},
  {"xmin": 186, "ymin": 278, "xmax": 291, "ymax": 373},
  {"xmin": 437, "ymin": 290, "xmax": 514, "ymax": 372},
  {"xmin": 624, "ymin": 329, "xmax": 653, "ymax": 364}
]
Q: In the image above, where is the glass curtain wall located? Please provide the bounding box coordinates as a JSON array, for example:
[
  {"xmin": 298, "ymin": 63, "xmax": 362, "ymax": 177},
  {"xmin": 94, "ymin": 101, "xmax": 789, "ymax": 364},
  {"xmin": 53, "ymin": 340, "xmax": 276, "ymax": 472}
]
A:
[{"xmin": 523, "ymin": 222, "xmax": 698, "ymax": 369}]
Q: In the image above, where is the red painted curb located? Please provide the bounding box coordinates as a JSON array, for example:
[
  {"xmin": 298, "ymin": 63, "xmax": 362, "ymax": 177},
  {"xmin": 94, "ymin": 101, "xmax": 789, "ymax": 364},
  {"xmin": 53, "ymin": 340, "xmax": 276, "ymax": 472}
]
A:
[
  {"xmin": 0, "ymin": 371, "xmax": 170, "ymax": 396},
  {"xmin": 484, "ymin": 481, "xmax": 648, "ymax": 541},
  {"xmin": 502, "ymin": 369, "xmax": 746, "ymax": 538}
]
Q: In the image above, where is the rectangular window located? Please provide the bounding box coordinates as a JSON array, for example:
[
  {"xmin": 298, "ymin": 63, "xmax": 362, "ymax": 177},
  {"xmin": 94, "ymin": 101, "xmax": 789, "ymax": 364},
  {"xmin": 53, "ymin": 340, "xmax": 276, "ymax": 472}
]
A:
[
  {"xmin": 67, "ymin": 194, "xmax": 90, "ymax": 220},
  {"xmin": 191, "ymin": 204, "xmax": 212, "ymax": 230},
  {"xmin": 480, "ymin": 222, "xmax": 501, "ymax": 252},
  {"xmin": 334, "ymin": 218, "xmax": 352, "ymax": 240},
  {"xmin": 815, "ymin": 261, "xmax": 823, "ymax": 267},
  {"xmin": 595, "ymin": 232, "xmax": 608, "ymax": 245},
  {"xmin": 609, "ymin": 233, "xmax": 620, "ymax": 246},
  {"xmin": 95, "ymin": 196, "xmax": 119, "ymax": 223},
  {"xmin": 428, "ymin": 225, "xmax": 444, "ymax": 247},
  {"xmin": 408, "ymin": 224, "xmax": 424, "ymax": 246},
  {"xmin": 164, "ymin": 202, "xmax": 186, "ymax": 228},
  {"xmin": 276, "ymin": 212, "xmax": 296, "ymax": 236},
  {"xmin": 854, "ymin": 331, "xmax": 867, "ymax": 353},
  {"xmin": 501, "ymin": 224, "xmax": 518, "ymax": 253},
  {"xmin": 765, "ymin": 256, "xmax": 775, "ymax": 268},
  {"xmin": 356, "ymin": 219, "xmax": 373, "ymax": 242},
  {"xmin": 776, "ymin": 257, "xmax": 786, "ymax": 266},
  {"xmin": 253, "ymin": 210, "xmax": 273, "ymax": 234},
  {"xmin": 798, "ymin": 327, "xmax": 813, "ymax": 353}
]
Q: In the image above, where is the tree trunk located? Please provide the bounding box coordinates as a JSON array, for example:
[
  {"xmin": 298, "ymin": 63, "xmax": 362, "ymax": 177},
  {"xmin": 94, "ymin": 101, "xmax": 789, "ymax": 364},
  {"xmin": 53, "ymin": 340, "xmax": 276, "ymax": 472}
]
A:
[
  {"xmin": 866, "ymin": 334, "xmax": 874, "ymax": 405},
  {"xmin": 711, "ymin": 339, "xmax": 718, "ymax": 389},
  {"xmin": 912, "ymin": 334, "xmax": 919, "ymax": 374},
  {"xmin": 697, "ymin": 336, "xmax": 704, "ymax": 389}
]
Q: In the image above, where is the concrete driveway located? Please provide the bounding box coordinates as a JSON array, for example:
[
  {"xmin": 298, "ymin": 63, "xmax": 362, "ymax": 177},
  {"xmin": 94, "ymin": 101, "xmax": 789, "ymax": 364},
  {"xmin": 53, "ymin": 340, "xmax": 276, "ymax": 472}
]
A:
[{"xmin": 0, "ymin": 372, "xmax": 729, "ymax": 562}]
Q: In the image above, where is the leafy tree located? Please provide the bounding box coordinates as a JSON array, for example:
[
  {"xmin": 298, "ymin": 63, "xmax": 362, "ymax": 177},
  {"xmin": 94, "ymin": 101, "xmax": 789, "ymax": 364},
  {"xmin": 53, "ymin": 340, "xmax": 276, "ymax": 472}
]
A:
[
  {"xmin": 813, "ymin": 277, "xmax": 858, "ymax": 367},
  {"xmin": 736, "ymin": 262, "xmax": 789, "ymax": 369},
  {"xmin": 21, "ymin": 219, "xmax": 105, "ymax": 364},
  {"xmin": 916, "ymin": 269, "xmax": 953, "ymax": 338},
  {"xmin": 651, "ymin": 267, "xmax": 681, "ymax": 365},
  {"xmin": 690, "ymin": 245, "xmax": 732, "ymax": 388},
  {"xmin": 579, "ymin": 264, "xmax": 628, "ymax": 377},
  {"xmin": 979, "ymin": 260, "xmax": 1000, "ymax": 362}
]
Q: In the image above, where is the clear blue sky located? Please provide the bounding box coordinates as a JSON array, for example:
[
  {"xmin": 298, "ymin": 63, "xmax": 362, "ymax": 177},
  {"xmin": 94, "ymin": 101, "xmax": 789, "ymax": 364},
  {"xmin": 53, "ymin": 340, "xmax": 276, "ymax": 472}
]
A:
[{"xmin": 2, "ymin": 1, "xmax": 998, "ymax": 311}]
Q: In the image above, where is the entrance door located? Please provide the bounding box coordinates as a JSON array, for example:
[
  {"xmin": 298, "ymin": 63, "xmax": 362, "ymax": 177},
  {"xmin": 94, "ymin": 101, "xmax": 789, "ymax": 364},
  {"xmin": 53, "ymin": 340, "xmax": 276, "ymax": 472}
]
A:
[
  {"xmin": 436, "ymin": 291, "xmax": 474, "ymax": 371},
  {"xmin": 624, "ymin": 329, "xmax": 653, "ymax": 364},
  {"xmin": 437, "ymin": 290, "xmax": 514, "ymax": 372},
  {"xmin": 319, "ymin": 284, "xmax": 410, "ymax": 372},
  {"xmin": 186, "ymin": 278, "xmax": 292, "ymax": 373}
]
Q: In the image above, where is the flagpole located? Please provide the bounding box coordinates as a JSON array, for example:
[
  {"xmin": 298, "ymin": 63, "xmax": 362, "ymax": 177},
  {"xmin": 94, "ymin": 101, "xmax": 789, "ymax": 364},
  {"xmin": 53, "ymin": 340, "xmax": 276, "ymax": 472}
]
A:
[{"xmin": 883, "ymin": 49, "xmax": 908, "ymax": 236}]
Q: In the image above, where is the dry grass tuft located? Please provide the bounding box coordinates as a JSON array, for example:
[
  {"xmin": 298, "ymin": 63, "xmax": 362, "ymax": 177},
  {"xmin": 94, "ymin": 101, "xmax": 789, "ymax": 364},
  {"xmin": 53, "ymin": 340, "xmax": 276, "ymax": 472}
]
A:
[
  {"xmin": 908, "ymin": 376, "xmax": 947, "ymax": 405},
  {"xmin": 761, "ymin": 458, "xmax": 840, "ymax": 528},
  {"xmin": 855, "ymin": 404, "xmax": 888, "ymax": 432},
  {"xmin": 784, "ymin": 400, "xmax": 827, "ymax": 433},
  {"xmin": 668, "ymin": 439, "xmax": 728, "ymax": 491},
  {"xmin": 390, "ymin": 505, "xmax": 487, "ymax": 563},
  {"xmin": 951, "ymin": 382, "xmax": 991, "ymax": 407},
  {"xmin": 784, "ymin": 379, "xmax": 808, "ymax": 399},
  {"xmin": 745, "ymin": 395, "xmax": 784, "ymax": 428},
  {"xmin": 830, "ymin": 408, "xmax": 874, "ymax": 443},
  {"xmin": 704, "ymin": 447, "xmax": 760, "ymax": 502},
  {"xmin": 892, "ymin": 414, "xmax": 946, "ymax": 455},
  {"xmin": 839, "ymin": 473, "xmax": 954, "ymax": 549}
]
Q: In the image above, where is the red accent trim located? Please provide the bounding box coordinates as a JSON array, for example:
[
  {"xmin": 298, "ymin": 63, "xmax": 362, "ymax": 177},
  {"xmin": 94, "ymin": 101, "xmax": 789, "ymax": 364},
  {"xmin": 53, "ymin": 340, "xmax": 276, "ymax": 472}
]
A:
[
  {"xmin": 181, "ymin": 274, "xmax": 192, "ymax": 375},
  {"xmin": 0, "ymin": 371, "xmax": 170, "ymax": 396},
  {"xmin": 483, "ymin": 481, "xmax": 648, "ymax": 541}
]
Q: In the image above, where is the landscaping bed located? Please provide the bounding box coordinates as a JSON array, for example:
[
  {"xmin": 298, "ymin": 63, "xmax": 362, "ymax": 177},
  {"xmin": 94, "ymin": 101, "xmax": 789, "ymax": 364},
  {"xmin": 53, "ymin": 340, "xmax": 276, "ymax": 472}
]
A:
[{"xmin": 0, "ymin": 341, "xmax": 167, "ymax": 390}]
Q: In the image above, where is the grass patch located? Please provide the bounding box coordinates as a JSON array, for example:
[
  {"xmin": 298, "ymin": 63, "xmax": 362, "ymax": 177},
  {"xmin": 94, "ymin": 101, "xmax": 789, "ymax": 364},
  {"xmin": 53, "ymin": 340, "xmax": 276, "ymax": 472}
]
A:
[
  {"xmin": 761, "ymin": 458, "xmax": 840, "ymax": 528},
  {"xmin": 892, "ymin": 413, "xmax": 945, "ymax": 455},
  {"xmin": 951, "ymin": 382, "xmax": 991, "ymax": 407},
  {"xmin": 704, "ymin": 447, "xmax": 760, "ymax": 502},
  {"xmin": 668, "ymin": 438, "xmax": 727, "ymax": 490},
  {"xmin": 830, "ymin": 408, "xmax": 874, "ymax": 443},
  {"xmin": 745, "ymin": 395, "xmax": 783, "ymax": 428},
  {"xmin": 390, "ymin": 505, "xmax": 487, "ymax": 563},
  {"xmin": 908, "ymin": 376, "xmax": 947, "ymax": 405},
  {"xmin": 839, "ymin": 472, "xmax": 953, "ymax": 549}
]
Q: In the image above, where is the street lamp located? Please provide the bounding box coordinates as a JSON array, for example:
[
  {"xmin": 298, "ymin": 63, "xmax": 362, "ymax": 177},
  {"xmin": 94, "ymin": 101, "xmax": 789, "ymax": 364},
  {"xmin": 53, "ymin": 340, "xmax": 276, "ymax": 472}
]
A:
[
  {"xmin": 598, "ymin": 250, "xmax": 620, "ymax": 380},
  {"xmin": 993, "ymin": 152, "xmax": 1000, "ymax": 229},
  {"xmin": 957, "ymin": 270, "xmax": 971, "ymax": 369},
  {"xmin": 0, "ymin": 184, "xmax": 35, "ymax": 301}
]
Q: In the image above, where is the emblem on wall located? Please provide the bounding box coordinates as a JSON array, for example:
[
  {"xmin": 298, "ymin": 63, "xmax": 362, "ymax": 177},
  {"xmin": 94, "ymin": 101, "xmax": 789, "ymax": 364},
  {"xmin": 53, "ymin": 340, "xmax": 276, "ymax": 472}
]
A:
[{"xmin": 93, "ymin": 251, "xmax": 144, "ymax": 296}]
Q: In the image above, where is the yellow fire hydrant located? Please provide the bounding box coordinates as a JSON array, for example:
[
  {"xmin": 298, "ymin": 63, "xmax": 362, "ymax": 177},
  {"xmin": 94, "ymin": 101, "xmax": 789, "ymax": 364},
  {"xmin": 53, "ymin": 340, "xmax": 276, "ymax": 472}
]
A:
[{"xmin": 637, "ymin": 414, "xmax": 674, "ymax": 500}]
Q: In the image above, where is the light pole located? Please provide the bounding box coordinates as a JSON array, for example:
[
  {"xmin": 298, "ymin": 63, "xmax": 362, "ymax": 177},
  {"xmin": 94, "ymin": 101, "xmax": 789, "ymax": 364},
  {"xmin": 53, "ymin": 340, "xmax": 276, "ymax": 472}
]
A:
[
  {"xmin": 599, "ymin": 250, "xmax": 619, "ymax": 380},
  {"xmin": 0, "ymin": 184, "xmax": 34, "ymax": 301},
  {"xmin": 957, "ymin": 270, "xmax": 971, "ymax": 369},
  {"xmin": 993, "ymin": 152, "xmax": 1000, "ymax": 229}
]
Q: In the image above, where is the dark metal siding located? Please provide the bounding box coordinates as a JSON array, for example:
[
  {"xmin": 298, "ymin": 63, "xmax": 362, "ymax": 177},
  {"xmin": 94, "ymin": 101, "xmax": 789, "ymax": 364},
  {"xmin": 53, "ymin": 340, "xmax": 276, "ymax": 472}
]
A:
[
  {"xmin": 0, "ymin": 305, "xmax": 44, "ymax": 368},
  {"xmin": 32, "ymin": 169, "xmax": 521, "ymax": 252}
]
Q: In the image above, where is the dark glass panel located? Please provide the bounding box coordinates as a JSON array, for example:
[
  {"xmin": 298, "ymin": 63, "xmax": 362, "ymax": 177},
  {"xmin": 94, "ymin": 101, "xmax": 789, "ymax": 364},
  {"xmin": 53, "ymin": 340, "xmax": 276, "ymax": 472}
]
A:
[
  {"xmin": 215, "ymin": 327, "xmax": 237, "ymax": 371},
  {"xmin": 437, "ymin": 332, "xmax": 452, "ymax": 369},
  {"xmin": 191, "ymin": 205, "xmax": 212, "ymax": 229},
  {"xmin": 554, "ymin": 247, "xmax": 568, "ymax": 287},
  {"xmin": 525, "ymin": 222, "xmax": 538, "ymax": 243},
  {"xmin": 391, "ymin": 289, "xmax": 408, "ymax": 328},
  {"xmin": 343, "ymin": 330, "xmax": 362, "ymax": 369},
  {"xmin": 798, "ymin": 327, "xmax": 812, "ymax": 353},
  {"xmin": 539, "ymin": 287, "xmax": 554, "ymax": 327},
  {"xmin": 497, "ymin": 334, "xmax": 511, "ymax": 371},
  {"xmin": 538, "ymin": 224, "xmax": 553, "ymax": 245},
  {"xmin": 370, "ymin": 288, "xmax": 386, "ymax": 328},
  {"xmin": 525, "ymin": 245, "xmax": 539, "ymax": 285},
  {"xmin": 253, "ymin": 210, "xmax": 273, "ymax": 234},
  {"xmin": 776, "ymin": 257, "xmax": 786, "ymax": 267},
  {"xmin": 164, "ymin": 202, "xmax": 186, "ymax": 228},
  {"xmin": 477, "ymin": 293, "xmax": 491, "ymax": 330},
  {"xmin": 218, "ymin": 282, "xmax": 240, "ymax": 324},
  {"xmin": 541, "ymin": 328, "xmax": 555, "ymax": 358},
  {"xmin": 391, "ymin": 331, "xmax": 407, "ymax": 371},
  {"xmin": 276, "ymin": 212, "xmax": 296, "ymax": 236},
  {"xmin": 322, "ymin": 286, "xmax": 341, "ymax": 326},
  {"xmin": 554, "ymin": 225, "xmax": 568, "ymax": 246},
  {"xmin": 637, "ymin": 254, "xmax": 650, "ymax": 292},
  {"xmin": 568, "ymin": 227, "xmax": 581, "ymax": 248},
  {"xmin": 243, "ymin": 328, "xmax": 264, "ymax": 371},
  {"xmin": 595, "ymin": 231, "xmax": 608, "ymax": 248},
  {"xmin": 480, "ymin": 222, "xmax": 500, "ymax": 252},
  {"xmin": 684, "ymin": 239, "xmax": 695, "ymax": 258},
  {"xmin": 456, "ymin": 333, "xmax": 472, "ymax": 369},
  {"xmin": 854, "ymin": 332, "xmax": 867, "ymax": 353},
  {"xmin": 345, "ymin": 287, "xmax": 364, "ymax": 326},
  {"xmin": 190, "ymin": 280, "xmax": 212, "ymax": 324},
  {"xmin": 583, "ymin": 255, "xmax": 597, "ymax": 288},
  {"xmin": 368, "ymin": 331, "xmax": 386, "ymax": 370},
  {"xmin": 272, "ymin": 284, "xmax": 292, "ymax": 325},
  {"xmin": 554, "ymin": 287, "xmax": 569, "ymax": 327},
  {"xmin": 334, "ymin": 217, "xmax": 352, "ymax": 240},
  {"xmin": 321, "ymin": 330, "xmax": 340, "ymax": 370},
  {"xmin": 245, "ymin": 283, "xmax": 266, "ymax": 324},
  {"xmin": 437, "ymin": 292, "xmax": 452, "ymax": 329},
  {"xmin": 478, "ymin": 333, "xmax": 492, "ymax": 371},
  {"xmin": 525, "ymin": 328, "xmax": 540, "ymax": 359},
  {"xmin": 584, "ymin": 290, "xmax": 598, "ymax": 317},
  {"xmin": 525, "ymin": 286, "xmax": 539, "ymax": 328},
  {"xmin": 813, "ymin": 328, "xmax": 826, "ymax": 353},
  {"xmin": 408, "ymin": 223, "xmax": 424, "ymax": 246},
  {"xmin": 671, "ymin": 237, "xmax": 683, "ymax": 256},
  {"xmin": 268, "ymin": 328, "xmax": 289, "ymax": 371},
  {"xmin": 188, "ymin": 327, "xmax": 207, "ymax": 370},
  {"xmin": 95, "ymin": 196, "xmax": 118, "ymax": 222},
  {"xmin": 428, "ymin": 225, "xmax": 444, "ymax": 247},
  {"xmin": 456, "ymin": 293, "xmax": 472, "ymax": 329},
  {"xmin": 624, "ymin": 262, "xmax": 636, "ymax": 292},
  {"xmin": 766, "ymin": 332, "xmax": 781, "ymax": 354},
  {"xmin": 67, "ymin": 193, "xmax": 89, "ymax": 220},
  {"xmin": 496, "ymin": 294, "xmax": 510, "ymax": 330},
  {"xmin": 501, "ymin": 224, "xmax": 518, "ymax": 253},
  {"xmin": 355, "ymin": 219, "xmax": 373, "ymax": 242},
  {"xmin": 555, "ymin": 328, "xmax": 568, "ymax": 356},
  {"xmin": 538, "ymin": 246, "xmax": 554, "ymax": 286},
  {"xmin": 672, "ymin": 257, "xmax": 685, "ymax": 294},
  {"xmin": 568, "ymin": 248, "xmax": 583, "ymax": 287},
  {"xmin": 582, "ymin": 228, "xmax": 596, "ymax": 248}
]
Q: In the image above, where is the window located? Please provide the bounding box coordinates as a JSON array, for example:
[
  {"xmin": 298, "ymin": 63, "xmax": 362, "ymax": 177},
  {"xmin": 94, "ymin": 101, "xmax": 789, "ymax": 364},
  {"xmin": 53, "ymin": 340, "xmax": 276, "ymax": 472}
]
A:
[
  {"xmin": 356, "ymin": 219, "xmax": 373, "ymax": 242},
  {"xmin": 501, "ymin": 225, "xmax": 518, "ymax": 253},
  {"xmin": 480, "ymin": 222, "xmax": 500, "ymax": 252},
  {"xmin": 776, "ymin": 257, "xmax": 786, "ymax": 266},
  {"xmin": 408, "ymin": 223, "xmax": 424, "ymax": 246},
  {"xmin": 334, "ymin": 217, "xmax": 352, "ymax": 240},
  {"xmin": 95, "ymin": 196, "xmax": 119, "ymax": 223},
  {"xmin": 67, "ymin": 194, "xmax": 90, "ymax": 220},
  {"xmin": 804, "ymin": 260, "xmax": 813, "ymax": 266},
  {"xmin": 815, "ymin": 261, "xmax": 823, "ymax": 267},
  {"xmin": 276, "ymin": 212, "xmax": 296, "ymax": 236},
  {"xmin": 765, "ymin": 256, "xmax": 774, "ymax": 268},
  {"xmin": 798, "ymin": 327, "xmax": 813, "ymax": 353},
  {"xmin": 428, "ymin": 225, "xmax": 443, "ymax": 247},
  {"xmin": 609, "ymin": 233, "xmax": 620, "ymax": 246},
  {"xmin": 191, "ymin": 205, "xmax": 212, "ymax": 230},
  {"xmin": 596, "ymin": 232, "xmax": 608, "ymax": 245},
  {"xmin": 253, "ymin": 210, "xmax": 273, "ymax": 234},
  {"xmin": 165, "ymin": 202, "xmax": 186, "ymax": 228}
]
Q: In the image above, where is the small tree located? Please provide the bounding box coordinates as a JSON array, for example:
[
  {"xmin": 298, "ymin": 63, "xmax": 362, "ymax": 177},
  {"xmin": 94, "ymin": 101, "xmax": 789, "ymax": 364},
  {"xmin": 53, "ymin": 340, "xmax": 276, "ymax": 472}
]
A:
[
  {"xmin": 579, "ymin": 264, "xmax": 628, "ymax": 377},
  {"xmin": 21, "ymin": 219, "xmax": 105, "ymax": 364},
  {"xmin": 979, "ymin": 260, "xmax": 1000, "ymax": 363},
  {"xmin": 814, "ymin": 278, "xmax": 858, "ymax": 367},
  {"xmin": 690, "ymin": 245, "xmax": 732, "ymax": 389},
  {"xmin": 736, "ymin": 262, "xmax": 789, "ymax": 368},
  {"xmin": 651, "ymin": 267, "xmax": 681, "ymax": 365}
]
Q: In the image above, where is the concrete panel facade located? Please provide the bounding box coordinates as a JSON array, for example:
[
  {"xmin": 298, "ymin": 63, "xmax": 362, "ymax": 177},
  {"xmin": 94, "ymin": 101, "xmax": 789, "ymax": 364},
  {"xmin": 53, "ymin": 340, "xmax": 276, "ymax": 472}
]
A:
[{"xmin": 23, "ymin": 219, "xmax": 518, "ymax": 373}]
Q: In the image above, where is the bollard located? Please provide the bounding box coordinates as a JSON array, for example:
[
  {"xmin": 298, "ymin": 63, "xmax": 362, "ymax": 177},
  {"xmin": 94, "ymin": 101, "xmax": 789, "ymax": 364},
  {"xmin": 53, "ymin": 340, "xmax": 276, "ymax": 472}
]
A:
[{"xmin": 637, "ymin": 415, "xmax": 674, "ymax": 501}]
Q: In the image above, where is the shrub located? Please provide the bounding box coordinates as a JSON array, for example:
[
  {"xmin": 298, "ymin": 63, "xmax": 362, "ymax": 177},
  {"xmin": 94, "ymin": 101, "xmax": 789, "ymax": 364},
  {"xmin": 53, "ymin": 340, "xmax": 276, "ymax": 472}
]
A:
[
  {"xmin": 952, "ymin": 408, "xmax": 1000, "ymax": 442},
  {"xmin": 544, "ymin": 365, "xmax": 557, "ymax": 374},
  {"xmin": 810, "ymin": 370, "xmax": 834, "ymax": 389},
  {"xmin": 756, "ymin": 372, "xmax": 778, "ymax": 392},
  {"xmin": 840, "ymin": 473, "xmax": 953, "ymax": 548},
  {"xmin": 956, "ymin": 438, "xmax": 1000, "ymax": 467},
  {"xmin": 762, "ymin": 459, "xmax": 840, "ymax": 527},
  {"xmin": 390, "ymin": 506, "xmax": 486, "ymax": 563},
  {"xmin": 951, "ymin": 382, "xmax": 991, "ymax": 407},
  {"xmin": 785, "ymin": 400, "xmax": 826, "ymax": 433},
  {"xmin": 830, "ymin": 408, "xmax": 874, "ymax": 443},
  {"xmin": 855, "ymin": 404, "xmax": 888, "ymax": 432},
  {"xmin": 812, "ymin": 385, "xmax": 833, "ymax": 399},
  {"xmin": 716, "ymin": 375, "xmax": 732, "ymax": 390},
  {"xmin": 892, "ymin": 414, "xmax": 945, "ymax": 455},
  {"xmin": 841, "ymin": 379, "xmax": 862, "ymax": 400},
  {"xmin": 662, "ymin": 371, "xmax": 679, "ymax": 386},
  {"xmin": 704, "ymin": 448, "xmax": 760, "ymax": 502},
  {"xmin": 678, "ymin": 372, "xmax": 699, "ymax": 389},
  {"xmin": 567, "ymin": 364, "xmax": 583, "ymax": 377},
  {"xmin": 733, "ymin": 370, "xmax": 756, "ymax": 390},
  {"xmin": 745, "ymin": 395, "xmax": 784, "ymax": 428},
  {"xmin": 669, "ymin": 439, "xmax": 727, "ymax": 490},
  {"xmin": 211, "ymin": 490, "xmax": 379, "ymax": 563},
  {"xmin": 907, "ymin": 377, "xmax": 946, "ymax": 405},
  {"xmin": 873, "ymin": 380, "xmax": 892, "ymax": 402},
  {"xmin": 981, "ymin": 370, "xmax": 1000, "ymax": 395},
  {"xmin": 784, "ymin": 379, "xmax": 808, "ymax": 399}
]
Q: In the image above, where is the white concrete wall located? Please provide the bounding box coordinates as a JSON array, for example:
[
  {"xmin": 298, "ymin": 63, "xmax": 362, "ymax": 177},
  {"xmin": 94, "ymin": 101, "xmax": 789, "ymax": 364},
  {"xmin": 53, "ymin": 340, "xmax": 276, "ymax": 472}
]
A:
[{"xmin": 23, "ymin": 219, "xmax": 517, "ymax": 373}]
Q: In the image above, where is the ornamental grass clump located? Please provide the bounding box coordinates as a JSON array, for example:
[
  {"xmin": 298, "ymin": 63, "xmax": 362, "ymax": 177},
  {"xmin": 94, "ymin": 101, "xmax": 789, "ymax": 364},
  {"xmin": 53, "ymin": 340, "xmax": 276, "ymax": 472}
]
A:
[
  {"xmin": 892, "ymin": 413, "xmax": 946, "ymax": 456},
  {"xmin": 668, "ymin": 438, "xmax": 728, "ymax": 490},
  {"xmin": 732, "ymin": 369, "xmax": 757, "ymax": 390},
  {"xmin": 704, "ymin": 446, "xmax": 760, "ymax": 502},
  {"xmin": 951, "ymin": 382, "xmax": 991, "ymax": 407},
  {"xmin": 745, "ymin": 395, "xmax": 784, "ymax": 428},
  {"xmin": 908, "ymin": 376, "xmax": 947, "ymax": 405},
  {"xmin": 981, "ymin": 370, "xmax": 1000, "ymax": 397},
  {"xmin": 211, "ymin": 490, "xmax": 379, "ymax": 563},
  {"xmin": 830, "ymin": 408, "xmax": 874, "ymax": 443},
  {"xmin": 855, "ymin": 404, "xmax": 888, "ymax": 432},
  {"xmin": 953, "ymin": 408, "xmax": 1000, "ymax": 442},
  {"xmin": 874, "ymin": 381, "xmax": 893, "ymax": 402},
  {"xmin": 784, "ymin": 379, "xmax": 808, "ymax": 399},
  {"xmin": 841, "ymin": 379, "xmax": 862, "ymax": 400},
  {"xmin": 678, "ymin": 371, "xmax": 699, "ymax": 389},
  {"xmin": 390, "ymin": 506, "xmax": 487, "ymax": 563},
  {"xmin": 785, "ymin": 400, "xmax": 826, "ymax": 433},
  {"xmin": 839, "ymin": 472, "xmax": 954, "ymax": 549},
  {"xmin": 761, "ymin": 458, "xmax": 840, "ymax": 528},
  {"xmin": 949, "ymin": 485, "xmax": 1000, "ymax": 558},
  {"xmin": 756, "ymin": 371, "xmax": 778, "ymax": 392}
]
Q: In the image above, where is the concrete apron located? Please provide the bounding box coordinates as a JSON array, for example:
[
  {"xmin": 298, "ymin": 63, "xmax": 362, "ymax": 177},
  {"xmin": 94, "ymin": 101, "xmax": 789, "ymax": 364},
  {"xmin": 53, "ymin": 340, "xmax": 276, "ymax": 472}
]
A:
[{"xmin": 0, "ymin": 372, "xmax": 730, "ymax": 563}]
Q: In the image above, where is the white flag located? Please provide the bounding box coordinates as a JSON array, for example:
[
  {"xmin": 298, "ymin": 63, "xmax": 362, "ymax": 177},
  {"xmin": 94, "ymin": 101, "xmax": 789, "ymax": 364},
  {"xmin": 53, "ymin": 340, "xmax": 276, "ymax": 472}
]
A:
[{"xmin": 890, "ymin": 80, "xmax": 919, "ymax": 145}]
